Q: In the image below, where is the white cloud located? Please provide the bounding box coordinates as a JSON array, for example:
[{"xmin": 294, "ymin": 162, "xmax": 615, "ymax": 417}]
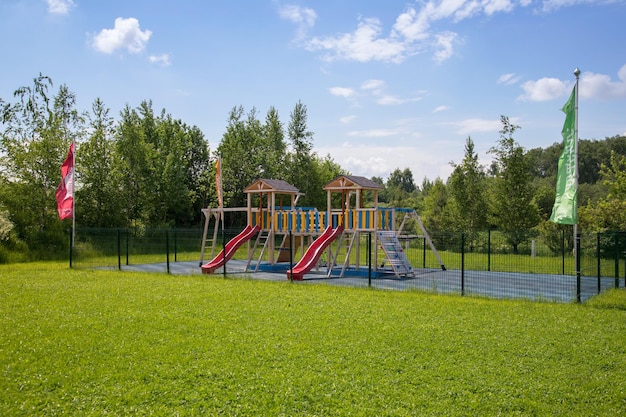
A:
[
  {"xmin": 483, "ymin": 0, "xmax": 515, "ymax": 15},
  {"xmin": 329, "ymin": 87, "xmax": 356, "ymax": 98},
  {"xmin": 376, "ymin": 94, "xmax": 422, "ymax": 105},
  {"xmin": 149, "ymin": 53, "xmax": 171, "ymax": 67},
  {"xmin": 450, "ymin": 118, "xmax": 504, "ymax": 135},
  {"xmin": 497, "ymin": 72, "xmax": 520, "ymax": 85},
  {"xmin": 305, "ymin": 17, "xmax": 408, "ymax": 63},
  {"xmin": 317, "ymin": 142, "xmax": 455, "ymax": 182},
  {"xmin": 278, "ymin": 4, "xmax": 317, "ymax": 40},
  {"xmin": 433, "ymin": 31, "xmax": 459, "ymax": 63},
  {"xmin": 519, "ymin": 65, "xmax": 626, "ymax": 101},
  {"xmin": 45, "ymin": 0, "xmax": 73, "ymax": 15},
  {"xmin": 348, "ymin": 128, "xmax": 402, "ymax": 138},
  {"xmin": 92, "ymin": 17, "xmax": 152, "ymax": 54},
  {"xmin": 579, "ymin": 64, "xmax": 626, "ymax": 99},
  {"xmin": 361, "ymin": 79, "xmax": 385, "ymax": 91},
  {"xmin": 433, "ymin": 105, "xmax": 450, "ymax": 113},
  {"xmin": 518, "ymin": 77, "xmax": 569, "ymax": 101},
  {"xmin": 288, "ymin": 0, "xmax": 603, "ymax": 64},
  {"xmin": 339, "ymin": 115, "xmax": 357, "ymax": 124}
]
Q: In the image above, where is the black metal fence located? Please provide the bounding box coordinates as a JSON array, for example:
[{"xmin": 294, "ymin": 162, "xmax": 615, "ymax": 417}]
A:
[{"xmin": 71, "ymin": 227, "xmax": 625, "ymax": 303}]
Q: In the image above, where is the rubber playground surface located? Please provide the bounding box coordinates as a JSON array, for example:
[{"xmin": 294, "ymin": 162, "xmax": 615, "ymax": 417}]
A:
[{"xmin": 118, "ymin": 259, "xmax": 617, "ymax": 303}]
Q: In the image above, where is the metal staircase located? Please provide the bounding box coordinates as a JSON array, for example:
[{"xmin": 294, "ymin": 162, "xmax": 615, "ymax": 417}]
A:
[{"xmin": 377, "ymin": 230, "xmax": 414, "ymax": 278}]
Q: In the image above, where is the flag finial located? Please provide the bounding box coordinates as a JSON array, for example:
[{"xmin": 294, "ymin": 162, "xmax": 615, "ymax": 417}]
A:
[{"xmin": 574, "ymin": 67, "xmax": 580, "ymax": 78}]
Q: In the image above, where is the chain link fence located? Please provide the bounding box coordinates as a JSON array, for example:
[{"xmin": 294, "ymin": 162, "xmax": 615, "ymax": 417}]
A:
[{"xmin": 71, "ymin": 227, "xmax": 625, "ymax": 302}]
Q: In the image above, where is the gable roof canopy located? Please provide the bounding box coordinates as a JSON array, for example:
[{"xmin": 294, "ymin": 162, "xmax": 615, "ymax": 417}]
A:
[
  {"xmin": 243, "ymin": 179, "xmax": 302, "ymax": 195},
  {"xmin": 323, "ymin": 175, "xmax": 382, "ymax": 191}
]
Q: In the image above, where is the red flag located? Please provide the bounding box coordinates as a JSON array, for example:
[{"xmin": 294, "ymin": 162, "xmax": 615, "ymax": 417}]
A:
[{"xmin": 56, "ymin": 143, "xmax": 74, "ymax": 219}]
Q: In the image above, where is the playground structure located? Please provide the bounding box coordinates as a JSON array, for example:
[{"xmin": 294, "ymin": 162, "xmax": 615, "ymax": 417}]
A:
[{"xmin": 200, "ymin": 175, "xmax": 444, "ymax": 279}]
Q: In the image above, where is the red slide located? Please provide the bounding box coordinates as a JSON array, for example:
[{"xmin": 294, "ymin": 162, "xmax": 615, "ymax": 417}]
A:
[
  {"xmin": 201, "ymin": 224, "xmax": 261, "ymax": 274},
  {"xmin": 287, "ymin": 226, "xmax": 344, "ymax": 281}
]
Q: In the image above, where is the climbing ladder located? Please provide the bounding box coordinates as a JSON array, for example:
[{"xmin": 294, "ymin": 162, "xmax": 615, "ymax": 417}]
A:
[
  {"xmin": 328, "ymin": 230, "xmax": 355, "ymax": 278},
  {"xmin": 199, "ymin": 207, "xmax": 222, "ymax": 266},
  {"xmin": 397, "ymin": 210, "xmax": 446, "ymax": 271},
  {"xmin": 377, "ymin": 230, "xmax": 414, "ymax": 278},
  {"xmin": 247, "ymin": 229, "xmax": 271, "ymax": 272}
]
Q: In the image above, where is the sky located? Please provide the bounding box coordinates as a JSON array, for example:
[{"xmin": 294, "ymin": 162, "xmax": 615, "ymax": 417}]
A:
[{"xmin": 1, "ymin": 0, "xmax": 625, "ymax": 185}]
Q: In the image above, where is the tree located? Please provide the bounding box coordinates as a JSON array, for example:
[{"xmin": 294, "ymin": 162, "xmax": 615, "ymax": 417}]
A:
[
  {"xmin": 76, "ymin": 98, "xmax": 121, "ymax": 227},
  {"xmin": 488, "ymin": 116, "xmax": 539, "ymax": 253},
  {"xmin": 217, "ymin": 106, "xmax": 263, "ymax": 212},
  {"xmin": 384, "ymin": 168, "xmax": 418, "ymax": 208},
  {"xmin": 0, "ymin": 75, "xmax": 83, "ymax": 254},
  {"xmin": 579, "ymin": 151, "xmax": 626, "ymax": 231},
  {"xmin": 421, "ymin": 178, "xmax": 450, "ymax": 234},
  {"xmin": 286, "ymin": 101, "xmax": 319, "ymax": 206},
  {"xmin": 262, "ymin": 106, "xmax": 287, "ymax": 180},
  {"xmin": 447, "ymin": 137, "xmax": 488, "ymax": 235}
]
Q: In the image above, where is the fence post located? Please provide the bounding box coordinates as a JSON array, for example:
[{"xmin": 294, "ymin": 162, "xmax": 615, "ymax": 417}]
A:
[
  {"xmin": 69, "ymin": 226, "xmax": 73, "ymax": 268},
  {"xmin": 597, "ymin": 233, "xmax": 601, "ymax": 294},
  {"xmin": 576, "ymin": 233, "xmax": 581, "ymax": 303},
  {"xmin": 461, "ymin": 233, "xmax": 465, "ymax": 296},
  {"xmin": 561, "ymin": 229, "xmax": 565, "ymax": 275},
  {"xmin": 368, "ymin": 232, "xmax": 372, "ymax": 288},
  {"xmin": 117, "ymin": 228, "xmax": 122, "ymax": 270},
  {"xmin": 173, "ymin": 228, "xmax": 178, "ymax": 263},
  {"xmin": 222, "ymin": 225, "xmax": 226, "ymax": 277},
  {"xmin": 288, "ymin": 230, "xmax": 293, "ymax": 283},
  {"xmin": 422, "ymin": 237, "xmax": 426, "ymax": 268},
  {"xmin": 166, "ymin": 230, "xmax": 170, "ymax": 274},
  {"xmin": 615, "ymin": 232, "xmax": 620, "ymax": 289},
  {"xmin": 125, "ymin": 229, "xmax": 129, "ymax": 266},
  {"xmin": 487, "ymin": 229, "xmax": 491, "ymax": 272}
]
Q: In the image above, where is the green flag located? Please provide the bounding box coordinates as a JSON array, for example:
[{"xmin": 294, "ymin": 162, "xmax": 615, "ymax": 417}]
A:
[{"xmin": 550, "ymin": 86, "xmax": 577, "ymax": 225}]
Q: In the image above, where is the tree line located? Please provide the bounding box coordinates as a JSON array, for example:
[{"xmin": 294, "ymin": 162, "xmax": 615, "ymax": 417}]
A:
[
  {"xmin": 1, "ymin": 74, "xmax": 625, "ymax": 260},
  {"xmin": 374, "ymin": 117, "xmax": 626, "ymax": 254}
]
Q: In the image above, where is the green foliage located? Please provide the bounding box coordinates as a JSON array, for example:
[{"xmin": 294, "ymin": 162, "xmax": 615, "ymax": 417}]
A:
[
  {"xmin": 0, "ymin": 75, "xmax": 81, "ymax": 255},
  {"xmin": 1, "ymin": 263, "xmax": 625, "ymax": 415},
  {"xmin": 488, "ymin": 116, "xmax": 540, "ymax": 253},
  {"xmin": 580, "ymin": 152, "xmax": 626, "ymax": 232},
  {"xmin": 586, "ymin": 288, "xmax": 626, "ymax": 310},
  {"xmin": 447, "ymin": 137, "xmax": 488, "ymax": 242},
  {"xmin": 420, "ymin": 177, "xmax": 450, "ymax": 233}
]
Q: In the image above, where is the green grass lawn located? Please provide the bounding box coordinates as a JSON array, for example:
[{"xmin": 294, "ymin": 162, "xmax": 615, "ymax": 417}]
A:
[{"xmin": 1, "ymin": 263, "xmax": 625, "ymax": 416}]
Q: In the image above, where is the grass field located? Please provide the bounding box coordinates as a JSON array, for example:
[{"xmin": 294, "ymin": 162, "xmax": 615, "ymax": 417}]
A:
[{"xmin": 1, "ymin": 262, "xmax": 625, "ymax": 416}]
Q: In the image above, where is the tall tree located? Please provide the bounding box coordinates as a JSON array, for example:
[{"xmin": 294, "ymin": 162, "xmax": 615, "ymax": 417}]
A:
[
  {"xmin": 262, "ymin": 106, "xmax": 287, "ymax": 180},
  {"xmin": 488, "ymin": 116, "xmax": 539, "ymax": 253},
  {"xmin": 286, "ymin": 101, "xmax": 319, "ymax": 206},
  {"xmin": 112, "ymin": 103, "xmax": 155, "ymax": 227},
  {"xmin": 217, "ymin": 106, "xmax": 262, "ymax": 211},
  {"xmin": 421, "ymin": 177, "xmax": 450, "ymax": 234},
  {"xmin": 447, "ymin": 137, "xmax": 488, "ymax": 234},
  {"xmin": 77, "ymin": 98, "xmax": 120, "ymax": 227},
  {"xmin": 579, "ymin": 151, "xmax": 626, "ymax": 231},
  {"xmin": 0, "ymin": 75, "xmax": 83, "ymax": 252}
]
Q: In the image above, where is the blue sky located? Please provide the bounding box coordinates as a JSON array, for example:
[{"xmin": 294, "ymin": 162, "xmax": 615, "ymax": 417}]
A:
[{"xmin": 1, "ymin": 0, "xmax": 625, "ymax": 184}]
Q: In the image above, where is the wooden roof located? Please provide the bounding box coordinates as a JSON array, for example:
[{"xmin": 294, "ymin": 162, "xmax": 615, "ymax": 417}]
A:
[
  {"xmin": 323, "ymin": 175, "xmax": 382, "ymax": 191},
  {"xmin": 243, "ymin": 179, "xmax": 301, "ymax": 194}
]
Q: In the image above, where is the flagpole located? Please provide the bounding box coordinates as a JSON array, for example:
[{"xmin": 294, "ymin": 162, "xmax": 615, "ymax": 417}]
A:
[{"xmin": 573, "ymin": 67, "xmax": 581, "ymax": 301}]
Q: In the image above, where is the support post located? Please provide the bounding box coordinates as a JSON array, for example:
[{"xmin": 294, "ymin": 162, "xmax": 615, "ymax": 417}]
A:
[
  {"xmin": 166, "ymin": 230, "xmax": 170, "ymax": 274},
  {"xmin": 597, "ymin": 233, "xmax": 601, "ymax": 295},
  {"xmin": 368, "ymin": 232, "xmax": 372, "ymax": 288},
  {"xmin": 117, "ymin": 228, "xmax": 121, "ymax": 270},
  {"xmin": 461, "ymin": 233, "xmax": 465, "ymax": 296},
  {"xmin": 487, "ymin": 229, "xmax": 491, "ymax": 272},
  {"xmin": 576, "ymin": 233, "xmax": 581, "ymax": 303},
  {"xmin": 69, "ymin": 226, "xmax": 73, "ymax": 268}
]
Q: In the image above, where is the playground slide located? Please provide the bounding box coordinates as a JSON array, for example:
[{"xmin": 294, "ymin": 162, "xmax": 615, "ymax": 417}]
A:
[
  {"xmin": 287, "ymin": 226, "xmax": 344, "ymax": 281},
  {"xmin": 201, "ymin": 224, "xmax": 261, "ymax": 274}
]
